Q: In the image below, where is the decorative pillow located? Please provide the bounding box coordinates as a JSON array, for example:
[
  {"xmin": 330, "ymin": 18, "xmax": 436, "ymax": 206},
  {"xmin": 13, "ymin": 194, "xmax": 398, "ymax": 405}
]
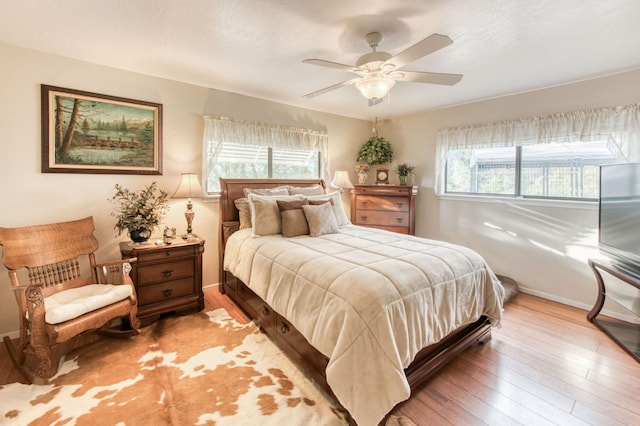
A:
[
  {"xmin": 234, "ymin": 197, "xmax": 252, "ymax": 229},
  {"xmin": 248, "ymin": 194, "xmax": 302, "ymax": 237},
  {"xmin": 308, "ymin": 198, "xmax": 333, "ymax": 206},
  {"xmin": 277, "ymin": 199, "xmax": 310, "ymax": 237},
  {"xmin": 302, "ymin": 202, "xmax": 339, "ymax": 237},
  {"xmin": 305, "ymin": 192, "xmax": 350, "ymax": 227},
  {"xmin": 243, "ymin": 186, "xmax": 289, "ymax": 197},
  {"xmin": 287, "ymin": 184, "xmax": 325, "ymax": 196}
]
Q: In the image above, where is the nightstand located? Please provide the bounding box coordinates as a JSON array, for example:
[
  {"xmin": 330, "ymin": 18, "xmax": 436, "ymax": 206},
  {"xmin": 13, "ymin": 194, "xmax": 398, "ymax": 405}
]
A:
[{"xmin": 120, "ymin": 237, "xmax": 205, "ymax": 326}]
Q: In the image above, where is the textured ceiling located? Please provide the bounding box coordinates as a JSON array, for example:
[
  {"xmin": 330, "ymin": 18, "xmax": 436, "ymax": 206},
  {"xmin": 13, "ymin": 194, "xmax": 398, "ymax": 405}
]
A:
[{"xmin": 2, "ymin": 0, "xmax": 640, "ymax": 120}]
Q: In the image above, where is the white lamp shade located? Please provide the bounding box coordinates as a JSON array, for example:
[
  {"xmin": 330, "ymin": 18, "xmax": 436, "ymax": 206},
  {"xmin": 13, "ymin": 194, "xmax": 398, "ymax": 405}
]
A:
[
  {"xmin": 355, "ymin": 74, "xmax": 396, "ymax": 100},
  {"xmin": 172, "ymin": 173, "xmax": 203, "ymax": 199},
  {"xmin": 331, "ymin": 170, "xmax": 354, "ymax": 189}
]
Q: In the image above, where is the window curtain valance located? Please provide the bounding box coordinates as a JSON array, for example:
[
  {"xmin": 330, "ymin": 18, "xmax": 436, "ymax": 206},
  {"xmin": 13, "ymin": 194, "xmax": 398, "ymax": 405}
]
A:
[
  {"xmin": 203, "ymin": 115, "xmax": 330, "ymax": 191},
  {"xmin": 435, "ymin": 103, "xmax": 640, "ymax": 194}
]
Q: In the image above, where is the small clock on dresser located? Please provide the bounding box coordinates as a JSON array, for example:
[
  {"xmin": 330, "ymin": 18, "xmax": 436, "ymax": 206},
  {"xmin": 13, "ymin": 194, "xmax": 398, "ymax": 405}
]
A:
[{"xmin": 375, "ymin": 167, "xmax": 389, "ymax": 185}]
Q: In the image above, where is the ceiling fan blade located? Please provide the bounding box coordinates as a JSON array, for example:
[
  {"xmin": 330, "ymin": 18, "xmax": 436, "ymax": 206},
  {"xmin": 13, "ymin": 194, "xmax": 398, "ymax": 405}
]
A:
[
  {"xmin": 303, "ymin": 59, "xmax": 358, "ymax": 72},
  {"xmin": 385, "ymin": 33, "xmax": 454, "ymax": 69},
  {"xmin": 392, "ymin": 70, "xmax": 463, "ymax": 86},
  {"xmin": 302, "ymin": 78, "xmax": 360, "ymax": 99}
]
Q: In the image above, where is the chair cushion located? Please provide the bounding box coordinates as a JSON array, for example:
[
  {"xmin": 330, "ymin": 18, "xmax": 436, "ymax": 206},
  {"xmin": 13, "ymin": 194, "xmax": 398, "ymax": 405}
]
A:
[{"xmin": 44, "ymin": 284, "xmax": 133, "ymax": 325}]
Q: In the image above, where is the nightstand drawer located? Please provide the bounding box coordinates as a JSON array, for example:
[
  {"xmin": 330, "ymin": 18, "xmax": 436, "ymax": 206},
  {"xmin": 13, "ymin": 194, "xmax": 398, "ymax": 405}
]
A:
[
  {"xmin": 135, "ymin": 246, "xmax": 195, "ymax": 263},
  {"xmin": 137, "ymin": 278, "xmax": 195, "ymax": 305},
  {"xmin": 356, "ymin": 195, "xmax": 409, "ymax": 212},
  {"xmin": 137, "ymin": 259, "xmax": 194, "ymax": 286},
  {"xmin": 354, "ymin": 210, "xmax": 409, "ymax": 227}
]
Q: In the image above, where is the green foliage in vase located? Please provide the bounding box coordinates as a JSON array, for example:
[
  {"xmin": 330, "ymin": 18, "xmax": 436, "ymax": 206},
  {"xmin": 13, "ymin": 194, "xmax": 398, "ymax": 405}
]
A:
[
  {"xmin": 397, "ymin": 162, "xmax": 415, "ymax": 177},
  {"xmin": 110, "ymin": 181, "xmax": 169, "ymax": 236},
  {"xmin": 356, "ymin": 136, "xmax": 393, "ymax": 165}
]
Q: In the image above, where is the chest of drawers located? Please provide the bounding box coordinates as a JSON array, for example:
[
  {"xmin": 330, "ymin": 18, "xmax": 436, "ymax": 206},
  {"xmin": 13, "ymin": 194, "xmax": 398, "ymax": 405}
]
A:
[
  {"xmin": 120, "ymin": 238, "xmax": 205, "ymax": 326},
  {"xmin": 350, "ymin": 185, "xmax": 417, "ymax": 235}
]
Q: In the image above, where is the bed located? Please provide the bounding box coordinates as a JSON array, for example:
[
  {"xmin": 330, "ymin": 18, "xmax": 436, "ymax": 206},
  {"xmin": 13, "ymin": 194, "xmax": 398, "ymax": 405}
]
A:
[{"xmin": 218, "ymin": 178, "xmax": 504, "ymax": 426}]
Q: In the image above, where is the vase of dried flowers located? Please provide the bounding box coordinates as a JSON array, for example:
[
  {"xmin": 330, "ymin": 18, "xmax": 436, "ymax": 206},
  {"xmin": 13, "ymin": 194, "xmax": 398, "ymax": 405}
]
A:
[{"xmin": 354, "ymin": 164, "xmax": 370, "ymax": 185}]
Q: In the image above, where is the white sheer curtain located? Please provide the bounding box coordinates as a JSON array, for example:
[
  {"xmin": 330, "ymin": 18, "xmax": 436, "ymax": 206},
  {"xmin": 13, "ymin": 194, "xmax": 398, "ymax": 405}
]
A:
[
  {"xmin": 435, "ymin": 103, "xmax": 640, "ymax": 194},
  {"xmin": 202, "ymin": 115, "xmax": 329, "ymax": 192}
]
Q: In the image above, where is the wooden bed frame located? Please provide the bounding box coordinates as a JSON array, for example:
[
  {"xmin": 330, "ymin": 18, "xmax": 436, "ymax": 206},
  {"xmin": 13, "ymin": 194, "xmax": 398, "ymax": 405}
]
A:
[{"xmin": 218, "ymin": 178, "xmax": 492, "ymax": 410}]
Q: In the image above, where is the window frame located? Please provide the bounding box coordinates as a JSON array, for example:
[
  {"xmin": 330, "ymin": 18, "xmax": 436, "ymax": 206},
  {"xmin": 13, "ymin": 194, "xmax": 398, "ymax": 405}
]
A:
[{"xmin": 444, "ymin": 145, "xmax": 612, "ymax": 202}]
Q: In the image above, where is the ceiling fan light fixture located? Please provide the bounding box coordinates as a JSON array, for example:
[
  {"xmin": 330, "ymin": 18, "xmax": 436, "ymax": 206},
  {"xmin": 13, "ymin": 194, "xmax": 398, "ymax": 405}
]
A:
[{"xmin": 355, "ymin": 74, "xmax": 395, "ymax": 100}]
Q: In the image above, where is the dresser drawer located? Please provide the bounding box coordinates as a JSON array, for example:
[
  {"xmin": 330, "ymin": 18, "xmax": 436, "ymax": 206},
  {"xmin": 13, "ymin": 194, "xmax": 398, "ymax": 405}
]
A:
[
  {"xmin": 356, "ymin": 195, "xmax": 410, "ymax": 212},
  {"xmin": 135, "ymin": 246, "xmax": 195, "ymax": 263},
  {"xmin": 137, "ymin": 277, "xmax": 195, "ymax": 305},
  {"xmin": 354, "ymin": 210, "xmax": 409, "ymax": 227},
  {"xmin": 137, "ymin": 259, "xmax": 194, "ymax": 286}
]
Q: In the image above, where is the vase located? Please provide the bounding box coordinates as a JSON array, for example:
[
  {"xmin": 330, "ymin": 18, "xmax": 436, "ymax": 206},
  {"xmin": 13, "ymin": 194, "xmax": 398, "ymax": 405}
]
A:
[
  {"xmin": 129, "ymin": 228, "xmax": 152, "ymax": 244},
  {"xmin": 399, "ymin": 175, "xmax": 408, "ymax": 185},
  {"xmin": 358, "ymin": 171, "xmax": 368, "ymax": 185}
]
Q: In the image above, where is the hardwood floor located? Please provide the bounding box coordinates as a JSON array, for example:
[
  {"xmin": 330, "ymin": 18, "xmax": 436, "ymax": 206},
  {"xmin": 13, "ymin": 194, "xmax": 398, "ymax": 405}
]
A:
[{"xmin": 2, "ymin": 290, "xmax": 639, "ymax": 425}]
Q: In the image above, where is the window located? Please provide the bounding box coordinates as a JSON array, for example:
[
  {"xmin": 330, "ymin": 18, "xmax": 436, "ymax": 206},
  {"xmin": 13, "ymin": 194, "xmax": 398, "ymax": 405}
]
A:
[
  {"xmin": 202, "ymin": 116, "xmax": 328, "ymax": 194},
  {"xmin": 445, "ymin": 141, "xmax": 619, "ymax": 199},
  {"xmin": 437, "ymin": 104, "xmax": 639, "ymax": 201}
]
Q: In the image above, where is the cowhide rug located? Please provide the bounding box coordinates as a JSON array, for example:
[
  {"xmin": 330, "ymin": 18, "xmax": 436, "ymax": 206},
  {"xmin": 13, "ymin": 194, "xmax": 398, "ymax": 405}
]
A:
[{"xmin": 1, "ymin": 309, "xmax": 353, "ymax": 425}]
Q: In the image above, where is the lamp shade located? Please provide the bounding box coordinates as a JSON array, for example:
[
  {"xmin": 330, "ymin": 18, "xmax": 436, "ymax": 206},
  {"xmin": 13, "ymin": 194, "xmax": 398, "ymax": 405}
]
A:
[
  {"xmin": 355, "ymin": 74, "xmax": 395, "ymax": 100},
  {"xmin": 171, "ymin": 173, "xmax": 203, "ymax": 199},
  {"xmin": 331, "ymin": 170, "xmax": 354, "ymax": 190}
]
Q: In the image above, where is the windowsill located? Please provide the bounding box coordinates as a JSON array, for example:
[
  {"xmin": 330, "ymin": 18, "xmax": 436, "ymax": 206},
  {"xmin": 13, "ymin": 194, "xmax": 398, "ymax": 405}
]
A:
[{"xmin": 436, "ymin": 193, "xmax": 597, "ymax": 210}]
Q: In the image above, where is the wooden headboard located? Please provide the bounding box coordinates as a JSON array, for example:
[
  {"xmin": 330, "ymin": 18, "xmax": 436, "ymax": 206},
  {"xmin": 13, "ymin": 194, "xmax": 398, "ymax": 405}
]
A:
[{"xmin": 218, "ymin": 178, "xmax": 327, "ymax": 284}]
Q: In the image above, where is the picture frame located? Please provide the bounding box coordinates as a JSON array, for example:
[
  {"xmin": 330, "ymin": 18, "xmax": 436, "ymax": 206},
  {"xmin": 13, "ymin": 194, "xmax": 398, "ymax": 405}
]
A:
[{"xmin": 41, "ymin": 84, "xmax": 163, "ymax": 174}]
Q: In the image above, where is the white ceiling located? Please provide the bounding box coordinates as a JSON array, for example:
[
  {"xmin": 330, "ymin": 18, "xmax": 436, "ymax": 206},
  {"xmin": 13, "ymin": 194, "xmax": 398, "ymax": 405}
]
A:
[{"xmin": 2, "ymin": 0, "xmax": 640, "ymax": 121}]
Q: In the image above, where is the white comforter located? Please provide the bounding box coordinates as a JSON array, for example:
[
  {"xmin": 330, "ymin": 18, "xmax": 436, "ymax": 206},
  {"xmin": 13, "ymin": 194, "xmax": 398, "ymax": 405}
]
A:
[{"xmin": 224, "ymin": 225, "xmax": 504, "ymax": 426}]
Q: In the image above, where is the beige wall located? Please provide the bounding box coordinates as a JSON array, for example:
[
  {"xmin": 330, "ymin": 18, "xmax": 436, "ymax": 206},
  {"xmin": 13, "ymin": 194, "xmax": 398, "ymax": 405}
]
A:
[
  {"xmin": 381, "ymin": 69, "xmax": 640, "ymax": 315},
  {"xmin": 0, "ymin": 43, "xmax": 371, "ymax": 336}
]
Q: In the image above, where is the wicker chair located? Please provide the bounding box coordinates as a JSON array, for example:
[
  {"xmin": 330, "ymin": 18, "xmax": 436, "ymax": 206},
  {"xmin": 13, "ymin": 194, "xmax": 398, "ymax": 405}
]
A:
[{"xmin": 0, "ymin": 216, "xmax": 140, "ymax": 383}]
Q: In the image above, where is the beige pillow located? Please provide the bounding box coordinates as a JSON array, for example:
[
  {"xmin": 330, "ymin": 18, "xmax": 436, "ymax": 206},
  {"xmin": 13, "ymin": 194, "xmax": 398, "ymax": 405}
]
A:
[
  {"xmin": 234, "ymin": 197, "xmax": 252, "ymax": 229},
  {"xmin": 306, "ymin": 192, "xmax": 350, "ymax": 227},
  {"xmin": 243, "ymin": 186, "xmax": 289, "ymax": 197},
  {"xmin": 277, "ymin": 199, "xmax": 310, "ymax": 237},
  {"xmin": 248, "ymin": 194, "xmax": 302, "ymax": 237},
  {"xmin": 302, "ymin": 202, "xmax": 339, "ymax": 237},
  {"xmin": 287, "ymin": 184, "xmax": 325, "ymax": 196}
]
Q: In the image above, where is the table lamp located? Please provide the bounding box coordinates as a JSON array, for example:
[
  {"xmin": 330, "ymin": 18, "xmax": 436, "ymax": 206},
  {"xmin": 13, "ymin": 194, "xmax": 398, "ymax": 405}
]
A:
[
  {"xmin": 172, "ymin": 172, "xmax": 203, "ymax": 238},
  {"xmin": 331, "ymin": 170, "xmax": 354, "ymax": 193}
]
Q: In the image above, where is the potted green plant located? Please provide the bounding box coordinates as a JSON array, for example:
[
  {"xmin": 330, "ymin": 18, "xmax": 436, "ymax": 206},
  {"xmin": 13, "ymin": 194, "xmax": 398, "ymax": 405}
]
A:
[
  {"xmin": 110, "ymin": 181, "xmax": 169, "ymax": 244},
  {"xmin": 397, "ymin": 162, "xmax": 415, "ymax": 185},
  {"xmin": 356, "ymin": 136, "xmax": 394, "ymax": 165}
]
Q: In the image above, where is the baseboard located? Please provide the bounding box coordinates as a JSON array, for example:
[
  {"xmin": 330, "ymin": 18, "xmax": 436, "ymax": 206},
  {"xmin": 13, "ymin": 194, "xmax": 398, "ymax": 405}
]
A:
[{"xmin": 518, "ymin": 286, "xmax": 639, "ymax": 324}]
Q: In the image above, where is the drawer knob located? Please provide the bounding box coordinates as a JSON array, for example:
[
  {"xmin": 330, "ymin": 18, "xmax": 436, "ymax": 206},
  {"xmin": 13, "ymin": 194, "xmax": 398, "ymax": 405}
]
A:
[
  {"xmin": 262, "ymin": 306, "xmax": 271, "ymax": 316},
  {"xmin": 361, "ymin": 201, "xmax": 368, "ymax": 206},
  {"xmin": 161, "ymin": 269, "xmax": 173, "ymax": 278},
  {"xmin": 360, "ymin": 215, "xmax": 368, "ymax": 221},
  {"xmin": 280, "ymin": 323, "xmax": 290, "ymax": 334},
  {"xmin": 162, "ymin": 288, "xmax": 173, "ymax": 297},
  {"xmin": 396, "ymin": 202, "xmax": 404, "ymax": 208},
  {"xmin": 396, "ymin": 218, "xmax": 404, "ymax": 223}
]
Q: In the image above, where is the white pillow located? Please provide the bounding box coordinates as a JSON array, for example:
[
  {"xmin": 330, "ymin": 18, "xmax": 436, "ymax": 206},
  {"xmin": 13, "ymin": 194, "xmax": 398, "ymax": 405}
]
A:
[
  {"xmin": 287, "ymin": 184, "xmax": 325, "ymax": 196},
  {"xmin": 247, "ymin": 194, "xmax": 303, "ymax": 237},
  {"xmin": 243, "ymin": 186, "xmax": 289, "ymax": 197},
  {"xmin": 305, "ymin": 191, "xmax": 351, "ymax": 227}
]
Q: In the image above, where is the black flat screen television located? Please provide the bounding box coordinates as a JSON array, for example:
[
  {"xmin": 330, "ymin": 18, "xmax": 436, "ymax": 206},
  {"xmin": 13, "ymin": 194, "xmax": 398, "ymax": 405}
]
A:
[{"xmin": 599, "ymin": 162, "xmax": 640, "ymax": 267}]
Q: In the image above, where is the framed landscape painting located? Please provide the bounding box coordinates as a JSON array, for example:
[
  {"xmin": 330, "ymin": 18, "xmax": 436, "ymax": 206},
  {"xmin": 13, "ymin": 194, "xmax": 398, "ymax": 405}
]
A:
[{"xmin": 41, "ymin": 85, "xmax": 162, "ymax": 174}]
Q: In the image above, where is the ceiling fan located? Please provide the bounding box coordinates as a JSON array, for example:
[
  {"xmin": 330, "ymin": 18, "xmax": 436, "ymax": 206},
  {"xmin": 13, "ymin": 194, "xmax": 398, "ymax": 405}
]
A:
[{"xmin": 302, "ymin": 32, "xmax": 463, "ymax": 106}]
